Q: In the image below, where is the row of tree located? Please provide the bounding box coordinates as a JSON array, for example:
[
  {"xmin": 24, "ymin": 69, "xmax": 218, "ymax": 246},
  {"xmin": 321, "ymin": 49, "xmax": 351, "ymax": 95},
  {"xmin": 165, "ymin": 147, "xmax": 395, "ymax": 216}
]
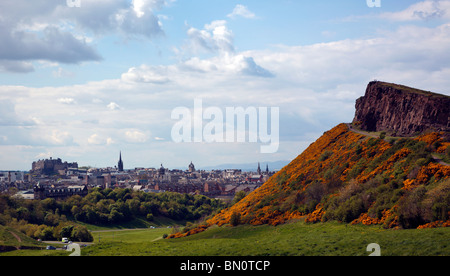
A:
[{"xmin": 0, "ymin": 188, "xmax": 228, "ymax": 242}]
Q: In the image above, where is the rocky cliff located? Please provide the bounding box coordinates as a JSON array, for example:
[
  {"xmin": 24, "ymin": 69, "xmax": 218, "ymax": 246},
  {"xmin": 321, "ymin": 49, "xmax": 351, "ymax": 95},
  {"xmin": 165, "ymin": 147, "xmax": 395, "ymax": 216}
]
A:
[{"xmin": 353, "ymin": 81, "xmax": 450, "ymax": 137}]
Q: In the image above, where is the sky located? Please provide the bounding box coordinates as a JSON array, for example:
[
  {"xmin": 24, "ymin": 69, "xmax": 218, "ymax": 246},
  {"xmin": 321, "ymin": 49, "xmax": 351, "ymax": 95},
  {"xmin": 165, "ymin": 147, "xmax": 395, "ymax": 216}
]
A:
[{"xmin": 1, "ymin": 0, "xmax": 450, "ymax": 171}]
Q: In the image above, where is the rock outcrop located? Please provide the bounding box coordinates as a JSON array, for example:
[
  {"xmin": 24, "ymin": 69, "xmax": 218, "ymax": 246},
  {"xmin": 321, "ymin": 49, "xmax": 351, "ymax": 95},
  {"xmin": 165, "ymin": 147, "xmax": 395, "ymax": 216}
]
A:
[{"xmin": 353, "ymin": 81, "xmax": 450, "ymax": 136}]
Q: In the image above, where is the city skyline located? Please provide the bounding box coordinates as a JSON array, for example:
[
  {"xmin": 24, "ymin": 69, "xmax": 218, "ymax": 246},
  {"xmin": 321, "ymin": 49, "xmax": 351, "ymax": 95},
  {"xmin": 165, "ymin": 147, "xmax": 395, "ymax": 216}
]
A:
[
  {"xmin": 1, "ymin": 1, "xmax": 450, "ymax": 170},
  {"xmin": 24, "ymin": 152, "xmax": 281, "ymax": 173}
]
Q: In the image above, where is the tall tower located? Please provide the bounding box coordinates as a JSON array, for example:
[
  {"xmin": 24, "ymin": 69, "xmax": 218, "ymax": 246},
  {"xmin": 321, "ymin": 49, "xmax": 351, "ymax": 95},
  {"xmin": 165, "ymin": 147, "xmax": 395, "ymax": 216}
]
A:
[
  {"xmin": 257, "ymin": 162, "xmax": 261, "ymax": 175},
  {"xmin": 118, "ymin": 151, "xmax": 124, "ymax": 172},
  {"xmin": 189, "ymin": 161, "xmax": 196, "ymax": 173}
]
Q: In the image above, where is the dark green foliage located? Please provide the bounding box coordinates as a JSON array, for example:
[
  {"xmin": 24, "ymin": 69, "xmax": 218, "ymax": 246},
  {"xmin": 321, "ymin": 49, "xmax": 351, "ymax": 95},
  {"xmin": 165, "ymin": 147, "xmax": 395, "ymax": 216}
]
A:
[
  {"xmin": 0, "ymin": 188, "xmax": 227, "ymax": 242},
  {"xmin": 445, "ymin": 146, "xmax": 450, "ymax": 163},
  {"xmin": 319, "ymin": 151, "xmax": 333, "ymax": 162},
  {"xmin": 232, "ymin": 191, "xmax": 247, "ymax": 205},
  {"xmin": 230, "ymin": 212, "xmax": 241, "ymax": 227},
  {"xmin": 397, "ymin": 186, "xmax": 427, "ymax": 229}
]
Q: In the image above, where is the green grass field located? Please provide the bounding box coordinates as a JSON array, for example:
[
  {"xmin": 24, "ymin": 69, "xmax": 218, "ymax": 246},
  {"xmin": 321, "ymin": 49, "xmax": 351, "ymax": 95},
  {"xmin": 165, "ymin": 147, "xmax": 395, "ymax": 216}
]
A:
[
  {"xmin": 83, "ymin": 221, "xmax": 450, "ymax": 256},
  {"xmin": 2, "ymin": 220, "xmax": 449, "ymax": 256}
]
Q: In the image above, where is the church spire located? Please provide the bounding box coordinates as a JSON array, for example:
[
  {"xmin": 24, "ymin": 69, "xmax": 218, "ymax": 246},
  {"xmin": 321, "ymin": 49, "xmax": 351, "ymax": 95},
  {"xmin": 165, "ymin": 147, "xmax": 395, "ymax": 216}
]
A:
[{"xmin": 118, "ymin": 151, "xmax": 124, "ymax": 172}]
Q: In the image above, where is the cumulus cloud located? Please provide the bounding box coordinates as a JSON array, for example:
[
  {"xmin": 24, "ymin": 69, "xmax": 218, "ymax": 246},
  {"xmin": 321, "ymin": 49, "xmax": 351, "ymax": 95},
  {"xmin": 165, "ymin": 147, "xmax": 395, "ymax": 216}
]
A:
[
  {"xmin": 0, "ymin": 0, "xmax": 170, "ymax": 73},
  {"xmin": 49, "ymin": 130, "xmax": 75, "ymax": 146},
  {"xmin": 0, "ymin": 19, "xmax": 102, "ymax": 69},
  {"xmin": 227, "ymin": 4, "xmax": 256, "ymax": 19},
  {"xmin": 181, "ymin": 54, "xmax": 274, "ymax": 77},
  {"xmin": 122, "ymin": 65, "xmax": 170, "ymax": 83},
  {"xmin": 54, "ymin": 0, "xmax": 167, "ymax": 38},
  {"xmin": 0, "ymin": 60, "xmax": 34, "ymax": 73},
  {"xmin": 88, "ymin": 134, "xmax": 103, "ymax": 145},
  {"xmin": 57, "ymin": 98, "xmax": 77, "ymax": 105},
  {"xmin": 88, "ymin": 134, "xmax": 114, "ymax": 145},
  {"xmin": 53, "ymin": 67, "xmax": 75, "ymax": 78},
  {"xmin": 107, "ymin": 102, "xmax": 121, "ymax": 110},
  {"xmin": 185, "ymin": 20, "xmax": 235, "ymax": 55},
  {"xmin": 125, "ymin": 130, "xmax": 149, "ymax": 143},
  {"xmin": 379, "ymin": 0, "xmax": 450, "ymax": 21},
  {"xmin": 170, "ymin": 19, "xmax": 273, "ymax": 78},
  {"xmin": 0, "ymin": 100, "xmax": 35, "ymax": 126}
]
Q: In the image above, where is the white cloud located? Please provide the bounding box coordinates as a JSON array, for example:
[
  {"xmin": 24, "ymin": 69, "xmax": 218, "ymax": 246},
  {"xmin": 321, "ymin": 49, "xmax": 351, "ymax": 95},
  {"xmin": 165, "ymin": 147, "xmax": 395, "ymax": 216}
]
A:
[
  {"xmin": 0, "ymin": 60, "xmax": 34, "ymax": 73},
  {"xmin": 122, "ymin": 65, "xmax": 170, "ymax": 84},
  {"xmin": 168, "ymin": 19, "xmax": 273, "ymax": 78},
  {"xmin": 227, "ymin": 4, "xmax": 256, "ymax": 19},
  {"xmin": 184, "ymin": 20, "xmax": 235, "ymax": 55},
  {"xmin": 53, "ymin": 67, "xmax": 75, "ymax": 78},
  {"xmin": 107, "ymin": 102, "xmax": 121, "ymax": 110},
  {"xmin": 125, "ymin": 130, "xmax": 149, "ymax": 143},
  {"xmin": 88, "ymin": 134, "xmax": 103, "ymax": 145},
  {"xmin": 379, "ymin": 0, "xmax": 450, "ymax": 21},
  {"xmin": 57, "ymin": 98, "xmax": 77, "ymax": 105},
  {"xmin": 88, "ymin": 134, "xmax": 115, "ymax": 146},
  {"xmin": 49, "ymin": 130, "xmax": 75, "ymax": 146},
  {"xmin": 0, "ymin": 0, "xmax": 171, "ymax": 73},
  {"xmin": 106, "ymin": 137, "xmax": 115, "ymax": 145}
]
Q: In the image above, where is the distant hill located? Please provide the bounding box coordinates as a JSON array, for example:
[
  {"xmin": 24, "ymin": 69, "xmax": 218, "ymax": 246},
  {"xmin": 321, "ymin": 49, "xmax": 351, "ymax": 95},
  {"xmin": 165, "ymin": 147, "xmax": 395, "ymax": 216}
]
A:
[{"xmin": 171, "ymin": 82, "xmax": 450, "ymax": 238}]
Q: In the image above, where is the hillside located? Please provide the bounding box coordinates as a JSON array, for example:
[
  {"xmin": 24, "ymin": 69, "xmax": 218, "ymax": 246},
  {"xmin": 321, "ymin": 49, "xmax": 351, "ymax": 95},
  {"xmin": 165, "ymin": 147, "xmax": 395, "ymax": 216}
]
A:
[
  {"xmin": 170, "ymin": 82, "xmax": 450, "ymax": 238},
  {"xmin": 0, "ymin": 225, "xmax": 44, "ymax": 252}
]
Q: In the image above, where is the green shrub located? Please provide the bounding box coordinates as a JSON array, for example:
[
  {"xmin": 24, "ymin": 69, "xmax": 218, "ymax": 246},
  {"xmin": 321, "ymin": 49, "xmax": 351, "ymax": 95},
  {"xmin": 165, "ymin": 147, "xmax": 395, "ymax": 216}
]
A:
[
  {"xmin": 230, "ymin": 212, "xmax": 241, "ymax": 227},
  {"xmin": 319, "ymin": 151, "xmax": 333, "ymax": 162}
]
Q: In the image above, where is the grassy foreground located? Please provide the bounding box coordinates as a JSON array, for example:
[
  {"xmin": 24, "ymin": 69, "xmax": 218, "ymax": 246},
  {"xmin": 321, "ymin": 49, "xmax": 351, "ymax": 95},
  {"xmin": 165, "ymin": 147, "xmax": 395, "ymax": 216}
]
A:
[
  {"xmin": 83, "ymin": 221, "xmax": 449, "ymax": 256},
  {"xmin": 3, "ymin": 220, "xmax": 449, "ymax": 256}
]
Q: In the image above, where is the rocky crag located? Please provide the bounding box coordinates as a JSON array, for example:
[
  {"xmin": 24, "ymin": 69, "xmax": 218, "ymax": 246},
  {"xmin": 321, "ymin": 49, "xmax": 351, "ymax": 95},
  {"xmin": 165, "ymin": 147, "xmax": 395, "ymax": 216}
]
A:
[{"xmin": 353, "ymin": 81, "xmax": 450, "ymax": 137}]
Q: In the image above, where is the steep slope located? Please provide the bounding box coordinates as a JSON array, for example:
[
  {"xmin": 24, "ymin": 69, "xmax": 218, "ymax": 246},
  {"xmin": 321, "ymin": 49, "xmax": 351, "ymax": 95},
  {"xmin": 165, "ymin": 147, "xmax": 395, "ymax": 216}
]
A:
[{"xmin": 169, "ymin": 82, "xmax": 450, "ymax": 238}]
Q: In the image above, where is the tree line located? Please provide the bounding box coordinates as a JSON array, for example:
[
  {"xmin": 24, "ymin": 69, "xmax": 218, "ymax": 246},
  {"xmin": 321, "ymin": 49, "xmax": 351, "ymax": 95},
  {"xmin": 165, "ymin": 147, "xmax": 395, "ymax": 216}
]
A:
[{"xmin": 0, "ymin": 188, "xmax": 228, "ymax": 242}]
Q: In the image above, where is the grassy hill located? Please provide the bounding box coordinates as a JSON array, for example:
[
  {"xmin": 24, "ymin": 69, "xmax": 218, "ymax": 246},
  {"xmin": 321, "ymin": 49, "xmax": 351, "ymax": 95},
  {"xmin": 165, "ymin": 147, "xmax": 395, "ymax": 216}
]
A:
[
  {"xmin": 63, "ymin": 220, "xmax": 450, "ymax": 256},
  {"xmin": 173, "ymin": 123, "xmax": 450, "ymax": 238},
  {"xmin": 0, "ymin": 225, "xmax": 44, "ymax": 252}
]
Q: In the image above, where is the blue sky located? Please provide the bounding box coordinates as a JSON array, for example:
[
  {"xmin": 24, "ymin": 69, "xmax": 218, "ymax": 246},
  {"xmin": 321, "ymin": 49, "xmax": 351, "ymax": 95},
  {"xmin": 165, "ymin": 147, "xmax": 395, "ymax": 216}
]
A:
[{"xmin": 1, "ymin": 0, "xmax": 450, "ymax": 170}]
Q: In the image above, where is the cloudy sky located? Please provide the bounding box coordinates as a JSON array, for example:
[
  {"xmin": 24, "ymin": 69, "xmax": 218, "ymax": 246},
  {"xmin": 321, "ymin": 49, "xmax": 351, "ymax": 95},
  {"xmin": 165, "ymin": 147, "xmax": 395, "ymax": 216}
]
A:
[{"xmin": 1, "ymin": 0, "xmax": 450, "ymax": 171}]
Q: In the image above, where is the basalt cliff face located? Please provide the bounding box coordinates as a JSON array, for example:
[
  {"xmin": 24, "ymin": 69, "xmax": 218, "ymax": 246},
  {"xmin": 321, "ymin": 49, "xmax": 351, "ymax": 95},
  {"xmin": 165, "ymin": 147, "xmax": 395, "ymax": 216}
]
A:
[{"xmin": 353, "ymin": 81, "xmax": 450, "ymax": 137}]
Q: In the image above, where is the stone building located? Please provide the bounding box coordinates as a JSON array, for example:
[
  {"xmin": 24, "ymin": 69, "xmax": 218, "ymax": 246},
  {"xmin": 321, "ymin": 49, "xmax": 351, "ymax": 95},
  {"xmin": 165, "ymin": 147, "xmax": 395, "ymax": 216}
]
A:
[
  {"xmin": 33, "ymin": 182, "xmax": 88, "ymax": 200},
  {"xmin": 31, "ymin": 158, "xmax": 78, "ymax": 175}
]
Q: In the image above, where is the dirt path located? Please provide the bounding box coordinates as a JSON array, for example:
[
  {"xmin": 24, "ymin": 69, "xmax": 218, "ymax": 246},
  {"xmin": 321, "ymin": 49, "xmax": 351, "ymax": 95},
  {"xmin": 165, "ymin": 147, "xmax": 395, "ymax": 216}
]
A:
[
  {"xmin": 432, "ymin": 154, "xmax": 450, "ymax": 167},
  {"xmin": 9, "ymin": 231, "xmax": 22, "ymax": 250},
  {"xmin": 346, "ymin": 123, "xmax": 380, "ymax": 138},
  {"xmin": 9, "ymin": 231, "xmax": 21, "ymax": 243},
  {"xmin": 346, "ymin": 124, "xmax": 449, "ymax": 167}
]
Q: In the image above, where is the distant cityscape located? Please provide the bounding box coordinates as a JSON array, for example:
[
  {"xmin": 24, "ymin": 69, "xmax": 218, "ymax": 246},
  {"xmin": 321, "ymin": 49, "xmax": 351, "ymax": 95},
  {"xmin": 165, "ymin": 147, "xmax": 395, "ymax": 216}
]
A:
[{"xmin": 0, "ymin": 152, "xmax": 279, "ymax": 201}]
